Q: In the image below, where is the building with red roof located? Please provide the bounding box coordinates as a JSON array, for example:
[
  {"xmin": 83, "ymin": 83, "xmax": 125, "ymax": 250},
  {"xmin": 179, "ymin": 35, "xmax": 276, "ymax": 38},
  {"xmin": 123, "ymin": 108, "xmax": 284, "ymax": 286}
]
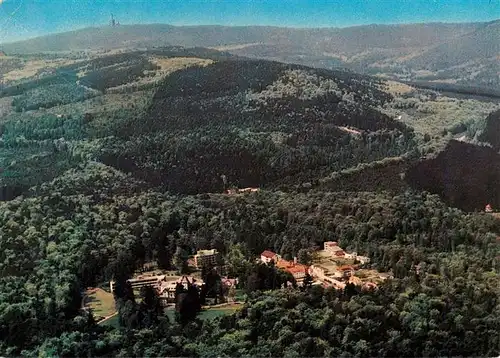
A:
[
  {"xmin": 276, "ymin": 258, "xmax": 309, "ymax": 280},
  {"xmin": 338, "ymin": 265, "xmax": 355, "ymax": 278},
  {"xmin": 361, "ymin": 282, "xmax": 378, "ymax": 292},
  {"xmin": 260, "ymin": 250, "xmax": 278, "ymax": 264}
]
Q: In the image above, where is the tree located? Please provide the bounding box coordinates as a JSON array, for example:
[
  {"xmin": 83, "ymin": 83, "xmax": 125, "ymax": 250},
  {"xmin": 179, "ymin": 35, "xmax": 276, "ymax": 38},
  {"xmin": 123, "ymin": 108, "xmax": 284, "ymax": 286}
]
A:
[
  {"xmin": 155, "ymin": 238, "xmax": 172, "ymax": 270},
  {"xmin": 173, "ymin": 247, "xmax": 189, "ymax": 274},
  {"xmin": 175, "ymin": 282, "xmax": 201, "ymax": 324},
  {"xmin": 246, "ymin": 272, "xmax": 261, "ymax": 293},
  {"xmin": 225, "ymin": 244, "xmax": 251, "ymax": 279},
  {"xmin": 227, "ymin": 285, "xmax": 237, "ymax": 303},
  {"xmin": 139, "ymin": 286, "xmax": 163, "ymax": 327},
  {"xmin": 302, "ymin": 272, "xmax": 313, "ymax": 290},
  {"xmin": 118, "ymin": 299, "xmax": 141, "ymax": 330},
  {"xmin": 113, "ymin": 278, "xmax": 135, "ymax": 303},
  {"xmin": 297, "ymin": 249, "xmax": 313, "ymax": 265},
  {"xmin": 201, "ymin": 265, "xmax": 223, "ymax": 305}
]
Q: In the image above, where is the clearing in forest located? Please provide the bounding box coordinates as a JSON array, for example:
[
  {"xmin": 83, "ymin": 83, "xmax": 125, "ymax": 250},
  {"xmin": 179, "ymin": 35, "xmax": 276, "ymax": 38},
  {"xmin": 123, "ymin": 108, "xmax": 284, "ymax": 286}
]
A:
[{"xmin": 83, "ymin": 288, "xmax": 117, "ymax": 320}]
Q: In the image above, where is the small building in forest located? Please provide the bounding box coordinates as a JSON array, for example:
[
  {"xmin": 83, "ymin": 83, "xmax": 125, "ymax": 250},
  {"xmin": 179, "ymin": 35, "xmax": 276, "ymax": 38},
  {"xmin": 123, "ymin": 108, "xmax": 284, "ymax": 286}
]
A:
[{"xmin": 226, "ymin": 187, "xmax": 260, "ymax": 195}]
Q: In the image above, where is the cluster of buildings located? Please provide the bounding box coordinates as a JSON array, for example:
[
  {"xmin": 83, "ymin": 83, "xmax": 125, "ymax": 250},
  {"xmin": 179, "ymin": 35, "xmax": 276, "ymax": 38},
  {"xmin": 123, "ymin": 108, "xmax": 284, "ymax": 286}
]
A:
[
  {"xmin": 108, "ymin": 249, "xmax": 232, "ymax": 307},
  {"xmin": 109, "ymin": 241, "xmax": 384, "ymax": 306},
  {"xmin": 225, "ymin": 187, "xmax": 260, "ymax": 195},
  {"xmin": 110, "ymin": 272, "xmax": 238, "ymax": 306},
  {"xmin": 322, "ymin": 241, "xmax": 370, "ymax": 264},
  {"xmin": 261, "ymin": 250, "xmax": 309, "ymax": 280},
  {"xmin": 260, "ymin": 241, "xmax": 383, "ymax": 290}
]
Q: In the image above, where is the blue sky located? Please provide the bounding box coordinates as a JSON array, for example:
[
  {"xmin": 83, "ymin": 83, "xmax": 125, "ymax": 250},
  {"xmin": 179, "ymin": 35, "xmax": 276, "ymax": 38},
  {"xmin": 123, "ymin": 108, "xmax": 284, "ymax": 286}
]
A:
[{"xmin": 0, "ymin": 0, "xmax": 498, "ymax": 43}]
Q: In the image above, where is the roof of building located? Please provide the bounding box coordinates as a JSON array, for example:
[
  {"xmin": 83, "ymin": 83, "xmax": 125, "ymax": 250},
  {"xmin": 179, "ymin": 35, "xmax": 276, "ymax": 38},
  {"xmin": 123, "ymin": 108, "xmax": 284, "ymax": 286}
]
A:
[
  {"xmin": 325, "ymin": 241, "xmax": 338, "ymax": 246},
  {"xmin": 327, "ymin": 245, "xmax": 344, "ymax": 252},
  {"xmin": 311, "ymin": 265, "xmax": 332, "ymax": 274},
  {"xmin": 196, "ymin": 249, "xmax": 217, "ymax": 256},
  {"xmin": 286, "ymin": 265, "xmax": 308, "ymax": 274},
  {"xmin": 128, "ymin": 275, "xmax": 165, "ymax": 283},
  {"xmin": 261, "ymin": 250, "xmax": 277, "ymax": 258},
  {"xmin": 275, "ymin": 259, "xmax": 291, "ymax": 268},
  {"xmin": 222, "ymin": 278, "xmax": 238, "ymax": 287},
  {"xmin": 348, "ymin": 276, "xmax": 362, "ymax": 285},
  {"xmin": 276, "ymin": 259, "xmax": 308, "ymax": 274},
  {"xmin": 338, "ymin": 265, "xmax": 356, "ymax": 271},
  {"xmin": 159, "ymin": 281, "xmax": 177, "ymax": 291}
]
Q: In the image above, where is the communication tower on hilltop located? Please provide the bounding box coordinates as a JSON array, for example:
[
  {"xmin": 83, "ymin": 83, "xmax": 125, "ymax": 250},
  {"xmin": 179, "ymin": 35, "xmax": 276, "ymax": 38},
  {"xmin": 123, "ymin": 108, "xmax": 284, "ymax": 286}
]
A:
[{"xmin": 110, "ymin": 14, "xmax": 120, "ymax": 27}]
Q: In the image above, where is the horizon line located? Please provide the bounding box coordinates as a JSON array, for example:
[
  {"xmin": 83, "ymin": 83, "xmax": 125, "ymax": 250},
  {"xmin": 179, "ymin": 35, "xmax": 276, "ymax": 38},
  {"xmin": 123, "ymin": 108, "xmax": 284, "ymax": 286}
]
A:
[{"xmin": 1, "ymin": 18, "xmax": 498, "ymax": 45}]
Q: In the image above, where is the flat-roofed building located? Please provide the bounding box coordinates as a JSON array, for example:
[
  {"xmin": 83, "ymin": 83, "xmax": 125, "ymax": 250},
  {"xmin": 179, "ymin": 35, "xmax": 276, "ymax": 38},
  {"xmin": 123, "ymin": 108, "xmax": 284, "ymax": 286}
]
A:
[
  {"xmin": 323, "ymin": 276, "xmax": 346, "ymax": 289},
  {"xmin": 355, "ymin": 255, "xmax": 370, "ymax": 264},
  {"xmin": 110, "ymin": 274, "xmax": 165, "ymax": 293},
  {"xmin": 324, "ymin": 241, "xmax": 346, "ymax": 257},
  {"xmin": 309, "ymin": 265, "xmax": 329, "ymax": 279},
  {"xmin": 194, "ymin": 249, "xmax": 219, "ymax": 269}
]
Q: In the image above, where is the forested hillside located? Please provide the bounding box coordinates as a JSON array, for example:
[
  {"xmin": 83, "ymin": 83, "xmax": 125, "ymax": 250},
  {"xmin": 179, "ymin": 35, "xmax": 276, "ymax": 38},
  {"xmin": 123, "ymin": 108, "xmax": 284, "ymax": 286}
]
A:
[
  {"xmin": 0, "ymin": 47, "xmax": 499, "ymax": 357},
  {"xmin": 1, "ymin": 163, "xmax": 499, "ymax": 356},
  {"xmin": 99, "ymin": 60, "xmax": 417, "ymax": 194},
  {"xmin": 478, "ymin": 109, "xmax": 500, "ymax": 150},
  {"xmin": 407, "ymin": 140, "xmax": 500, "ymax": 211}
]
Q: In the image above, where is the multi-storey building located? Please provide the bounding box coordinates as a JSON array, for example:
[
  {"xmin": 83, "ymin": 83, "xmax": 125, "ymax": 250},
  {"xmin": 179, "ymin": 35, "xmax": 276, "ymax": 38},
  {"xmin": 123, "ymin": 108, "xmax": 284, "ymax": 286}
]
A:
[
  {"xmin": 194, "ymin": 249, "xmax": 219, "ymax": 268},
  {"xmin": 324, "ymin": 241, "xmax": 346, "ymax": 256},
  {"xmin": 110, "ymin": 274, "xmax": 165, "ymax": 293}
]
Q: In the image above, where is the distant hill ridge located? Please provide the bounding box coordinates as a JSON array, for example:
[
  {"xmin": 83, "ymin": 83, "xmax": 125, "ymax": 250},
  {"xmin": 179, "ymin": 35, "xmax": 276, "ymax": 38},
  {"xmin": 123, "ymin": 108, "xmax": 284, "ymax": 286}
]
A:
[
  {"xmin": 1, "ymin": 20, "xmax": 498, "ymax": 89},
  {"xmin": 0, "ymin": 21, "xmax": 489, "ymax": 53}
]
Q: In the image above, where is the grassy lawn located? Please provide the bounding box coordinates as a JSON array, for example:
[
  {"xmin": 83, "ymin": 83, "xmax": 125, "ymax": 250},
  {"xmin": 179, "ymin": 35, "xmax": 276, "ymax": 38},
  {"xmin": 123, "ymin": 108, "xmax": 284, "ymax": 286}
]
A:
[
  {"xmin": 234, "ymin": 289, "xmax": 247, "ymax": 302},
  {"xmin": 199, "ymin": 307, "xmax": 238, "ymax": 320},
  {"xmin": 164, "ymin": 303, "xmax": 242, "ymax": 321},
  {"xmin": 84, "ymin": 288, "xmax": 116, "ymax": 319},
  {"xmin": 100, "ymin": 302, "xmax": 242, "ymax": 327},
  {"xmin": 100, "ymin": 314, "xmax": 120, "ymax": 328}
]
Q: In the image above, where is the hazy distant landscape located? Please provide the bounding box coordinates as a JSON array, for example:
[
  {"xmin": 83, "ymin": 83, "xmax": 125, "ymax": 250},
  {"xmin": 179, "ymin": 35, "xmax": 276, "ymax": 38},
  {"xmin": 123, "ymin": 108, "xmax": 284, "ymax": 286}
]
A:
[
  {"xmin": 2, "ymin": 20, "xmax": 499, "ymax": 90},
  {"xmin": 0, "ymin": 15, "xmax": 500, "ymax": 358}
]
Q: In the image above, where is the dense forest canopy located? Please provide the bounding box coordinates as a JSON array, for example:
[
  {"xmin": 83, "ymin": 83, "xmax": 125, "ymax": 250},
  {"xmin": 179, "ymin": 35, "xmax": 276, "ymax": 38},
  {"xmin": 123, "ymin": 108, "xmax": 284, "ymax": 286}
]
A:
[{"xmin": 0, "ymin": 47, "xmax": 499, "ymax": 357}]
